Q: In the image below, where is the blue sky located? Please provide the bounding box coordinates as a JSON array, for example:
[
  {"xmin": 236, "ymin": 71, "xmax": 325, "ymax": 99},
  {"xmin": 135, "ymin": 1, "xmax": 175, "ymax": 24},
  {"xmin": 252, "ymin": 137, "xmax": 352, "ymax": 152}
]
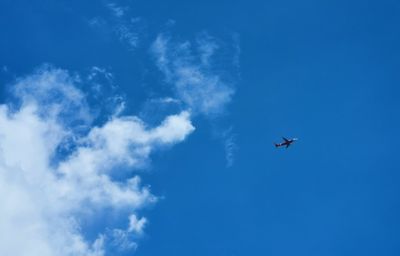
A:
[{"xmin": 1, "ymin": 0, "xmax": 400, "ymax": 255}]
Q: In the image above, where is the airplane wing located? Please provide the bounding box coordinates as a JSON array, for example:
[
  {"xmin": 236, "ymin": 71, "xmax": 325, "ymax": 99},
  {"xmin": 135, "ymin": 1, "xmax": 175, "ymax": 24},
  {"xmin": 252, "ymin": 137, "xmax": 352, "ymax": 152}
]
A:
[
  {"xmin": 282, "ymin": 137, "xmax": 289, "ymax": 142},
  {"xmin": 286, "ymin": 143, "xmax": 290, "ymax": 148}
]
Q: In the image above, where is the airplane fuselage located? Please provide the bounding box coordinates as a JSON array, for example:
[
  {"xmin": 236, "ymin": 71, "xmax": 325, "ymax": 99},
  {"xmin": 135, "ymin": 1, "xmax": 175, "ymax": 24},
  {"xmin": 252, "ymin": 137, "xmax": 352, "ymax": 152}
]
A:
[
  {"xmin": 275, "ymin": 137, "xmax": 298, "ymax": 148},
  {"xmin": 275, "ymin": 141, "xmax": 292, "ymax": 147}
]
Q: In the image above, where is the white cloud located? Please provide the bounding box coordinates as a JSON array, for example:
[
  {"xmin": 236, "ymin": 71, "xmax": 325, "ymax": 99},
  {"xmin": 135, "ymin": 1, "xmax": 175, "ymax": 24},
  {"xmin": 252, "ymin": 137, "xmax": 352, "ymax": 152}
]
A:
[
  {"xmin": 13, "ymin": 66, "xmax": 92, "ymax": 125},
  {"xmin": 128, "ymin": 214, "xmax": 147, "ymax": 234},
  {"xmin": 151, "ymin": 34, "xmax": 235, "ymax": 116},
  {"xmin": 0, "ymin": 66, "xmax": 195, "ymax": 255}
]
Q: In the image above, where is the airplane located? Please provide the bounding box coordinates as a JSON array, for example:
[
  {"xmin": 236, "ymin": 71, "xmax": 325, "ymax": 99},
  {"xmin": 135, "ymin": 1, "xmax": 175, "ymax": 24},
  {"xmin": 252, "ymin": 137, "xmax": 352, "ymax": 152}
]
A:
[{"xmin": 275, "ymin": 137, "xmax": 298, "ymax": 148}]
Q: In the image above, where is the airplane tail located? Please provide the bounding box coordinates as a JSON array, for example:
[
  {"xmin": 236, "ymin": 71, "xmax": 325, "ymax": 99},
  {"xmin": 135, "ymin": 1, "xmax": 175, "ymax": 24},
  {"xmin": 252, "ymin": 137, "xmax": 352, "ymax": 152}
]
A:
[{"xmin": 274, "ymin": 143, "xmax": 279, "ymax": 148}]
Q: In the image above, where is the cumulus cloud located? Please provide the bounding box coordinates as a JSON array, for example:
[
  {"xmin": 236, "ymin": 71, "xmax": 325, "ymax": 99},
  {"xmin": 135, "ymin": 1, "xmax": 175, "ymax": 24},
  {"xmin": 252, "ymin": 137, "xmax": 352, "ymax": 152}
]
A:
[
  {"xmin": 151, "ymin": 33, "xmax": 235, "ymax": 116},
  {"xmin": 0, "ymin": 66, "xmax": 194, "ymax": 255}
]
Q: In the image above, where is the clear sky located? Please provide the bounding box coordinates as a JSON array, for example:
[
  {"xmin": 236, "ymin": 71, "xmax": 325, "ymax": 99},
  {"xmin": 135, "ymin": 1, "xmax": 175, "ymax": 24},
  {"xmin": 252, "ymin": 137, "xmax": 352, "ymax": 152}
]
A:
[{"xmin": 1, "ymin": 0, "xmax": 400, "ymax": 256}]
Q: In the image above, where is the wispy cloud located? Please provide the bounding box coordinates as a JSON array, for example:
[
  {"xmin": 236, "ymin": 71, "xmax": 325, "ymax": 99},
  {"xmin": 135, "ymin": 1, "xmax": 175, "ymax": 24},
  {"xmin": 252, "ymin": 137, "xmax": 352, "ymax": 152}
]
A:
[
  {"xmin": 151, "ymin": 33, "xmax": 235, "ymax": 116},
  {"xmin": 151, "ymin": 31, "xmax": 240, "ymax": 167},
  {"xmin": 89, "ymin": 3, "xmax": 143, "ymax": 50},
  {"xmin": 232, "ymin": 33, "xmax": 241, "ymax": 69},
  {"xmin": 109, "ymin": 214, "xmax": 147, "ymax": 251},
  {"xmin": 222, "ymin": 127, "xmax": 238, "ymax": 168},
  {"xmin": 115, "ymin": 23, "xmax": 140, "ymax": 49},
  {"xmin": 106, "ymin": 2, "xmax": 142, "ymax": 49},
  {"xmin": 88, "ymin": 66, "xmax": 114, "ymax": 82},
  {"xmin": 106, "ymin": 2, "xmax": 128, "ymax": 18},
  {"xmin": 0, "ymin": 66, "xmax": 194, "ymax": 255}
]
